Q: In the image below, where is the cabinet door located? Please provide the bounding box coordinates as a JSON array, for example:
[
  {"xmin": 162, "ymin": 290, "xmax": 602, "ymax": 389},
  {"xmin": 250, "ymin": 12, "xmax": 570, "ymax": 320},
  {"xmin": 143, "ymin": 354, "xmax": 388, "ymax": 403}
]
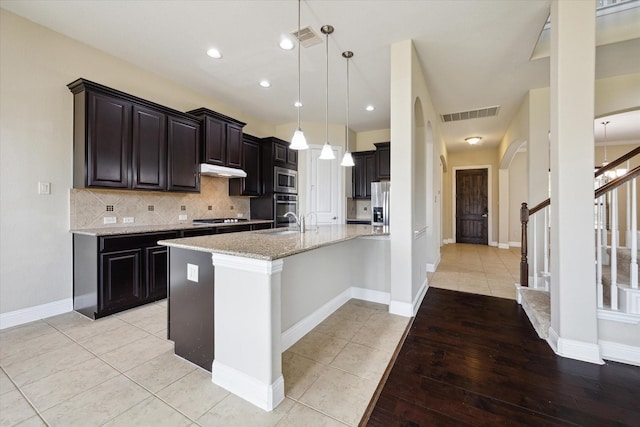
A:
[
  {"xmin": 132, "ymin": 105, "xmax": 167, "ymax": 190},
  {"xmin": 364, "ymin": 153, "xmax": 376, "ymax": 198},
  {"xmin": 375, "ymin": 142, "xmax": 391, "ymax": 180},
  {"xmin": 352, "ymin": 152, "xmax": 375, "ymax": 199},
  {"xmin": 287, "ymin": 148, "xmax": 298, "ymax": 170},
  {"xmin": 145, "ymin": 245, "xmax": 168, "ymax": 301},
  {"xmin": 226, "ymin": 124, "xmax": 243, "ymax": 169},
  {"xmin": 167, "ymin": 116, "xmax": 200, "ymax": 192},
  {"xmin": 87, "ymin": 91, "xmax": 131, "ymax": 188},
  {"xmin": 274, "ymin": 142, "xmax": 288, "ymax": 165},
  {"xmin": 100, "ymin": 249, "xmax": 141, "ymax": 313},
  {"xmin": 202, "ymin": 116, "xmax": 225, "ymax": 166}
]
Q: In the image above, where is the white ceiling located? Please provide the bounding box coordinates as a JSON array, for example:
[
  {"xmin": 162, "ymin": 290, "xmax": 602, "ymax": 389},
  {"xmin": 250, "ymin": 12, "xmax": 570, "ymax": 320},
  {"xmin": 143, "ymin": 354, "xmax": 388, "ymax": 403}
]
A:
[{"xmin": 2, "ymin": 0, "xmax": 639, "ymax": 151}]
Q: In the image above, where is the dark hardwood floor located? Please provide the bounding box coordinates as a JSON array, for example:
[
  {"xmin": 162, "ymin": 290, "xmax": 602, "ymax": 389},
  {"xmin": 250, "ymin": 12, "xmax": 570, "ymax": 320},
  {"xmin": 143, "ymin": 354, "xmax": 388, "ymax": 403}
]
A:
[{"xmin": 363, "ymin": 288, "xmax": 640, "ymax": 426}]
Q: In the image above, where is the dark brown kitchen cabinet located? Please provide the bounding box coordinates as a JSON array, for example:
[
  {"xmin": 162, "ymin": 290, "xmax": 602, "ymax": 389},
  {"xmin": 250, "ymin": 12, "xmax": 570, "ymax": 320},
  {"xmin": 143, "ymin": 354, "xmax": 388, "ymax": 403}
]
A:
[
  {"xmin": 187, "ymin": 108, "xmax": 246, "ymax": 169},
  {"xmin": 132, "ymin": 105, "xmax": 166, "ymax": 191},
  {"xmin": 265, "ymin": 137, "xmax": 297, "ymax": 170},
  {"xmin": 83, "ymin": 91, "xmax": 132, "ymax": 188},
  {"xmin": 229, "ymin": 134, "xmax": 261, "ymax": 196},
  {"xmin": 375, "ymin": 141, "xmax": 390, "ymax": 180},
  {"xmin": 73, "ymin": 231, "xmax": 178, "ymax": 319},
  {"xmin": 352, "ymin": 151, "xmax": 376, "ymax": 199},
  {"xmin": 68, "ymin": 78, "xmax": 200, "ymax": 193},
  {"xmin": 167, "ymin": 116, "xmax": 200, "ymax": 192}
]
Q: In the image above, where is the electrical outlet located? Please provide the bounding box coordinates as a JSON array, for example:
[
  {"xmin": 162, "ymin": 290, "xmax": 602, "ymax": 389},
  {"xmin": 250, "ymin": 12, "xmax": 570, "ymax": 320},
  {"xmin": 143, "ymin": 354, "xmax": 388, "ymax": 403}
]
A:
[
  {"xmin": 187, "ymin": 263, "xmax": 198, "ymax": 282},
  {"xmin": 37, "ymin": 181, "xmax": 51, "ymax": 195},
  {"xmin": 122, "ymin": 217, "xmax": 134, "ymax": 224},
  {"xmin": 179, "ymin": 214, "xmax": 187, "ymax": 221},
  {"xmin": 237, "ymin": 212, "xmax": 244, "ymax": 218},
  {"xmin": 103, "ymin": 216, "xmax": 117, "ymax": 224}
]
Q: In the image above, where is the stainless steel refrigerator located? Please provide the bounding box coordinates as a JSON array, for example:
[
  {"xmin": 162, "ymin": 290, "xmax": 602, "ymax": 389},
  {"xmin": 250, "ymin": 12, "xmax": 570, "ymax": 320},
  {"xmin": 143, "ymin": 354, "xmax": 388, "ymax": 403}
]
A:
[{"xmin": 371, "ymin": 181, "xmax": 390, "ymax": 227}]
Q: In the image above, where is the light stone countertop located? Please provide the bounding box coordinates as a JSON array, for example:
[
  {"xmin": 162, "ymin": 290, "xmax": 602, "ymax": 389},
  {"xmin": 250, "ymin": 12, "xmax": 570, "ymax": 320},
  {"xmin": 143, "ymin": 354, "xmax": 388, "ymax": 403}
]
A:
[
  {"xmin": 70, "ymin": 220, "xmax": 274, "ymax": 236},
  {"xmin": 158, "ymin": 224, "xmax": 390, "ymax": 261}
]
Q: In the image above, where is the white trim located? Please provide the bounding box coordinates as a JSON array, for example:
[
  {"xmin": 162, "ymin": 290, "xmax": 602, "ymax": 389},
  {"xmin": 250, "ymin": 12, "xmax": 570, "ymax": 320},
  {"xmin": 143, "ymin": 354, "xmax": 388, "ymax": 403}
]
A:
[
  {"xmin": 389, "ymin": 280, "xmax": 427, "ymax": 317},
  {"xmin": 498, "ymin": 243, "xmax": 510, "ymax": 249},
  {"xmin": 280, "ymin": 287, "xmax": 391, "ymax": 351},
  {"xmin": 443, "ymin": 238, "xmax": 454, "ymax": 245},
  {"xmin": 597, "ymin": 308, "xmax": 640, "ymax": 324},
  {"xmin": 0, "ymin": 298, "xmax": 73, "ymax": 330},
  {"xmin": 211, "ymin": 361, "xmax": 285, "ymax": 411},
  {"xmin": 211, "ymin": 254, "xmax": 283, "ymax": 275},
  {"xmin": 509, "ymin": 241, "xmax": 522, "ymax": 248},
  {"xmin": 547, "ymin": 326, "xmax": 604, "ymax": 365},
  {"xmin": 489, "ymin": 241, "xmax": 498, "ymax": 247},
  {"xmin": 306, "ymin": 144, "xmax": 344, "ymax": 224},
  {"xmin": 452, "ymin": 165, "xmax": 493, "ymax": 245},
  {"xmin": 281, "ymin": 289, "xmax": 351, "ymax": 351},
  {"xmin": 599, "ymin": 340, "xmax": 640, "ymax": 366},
  {"xmin": 426, "ymin": 255, "xmax": 440, "ymax": 273}
]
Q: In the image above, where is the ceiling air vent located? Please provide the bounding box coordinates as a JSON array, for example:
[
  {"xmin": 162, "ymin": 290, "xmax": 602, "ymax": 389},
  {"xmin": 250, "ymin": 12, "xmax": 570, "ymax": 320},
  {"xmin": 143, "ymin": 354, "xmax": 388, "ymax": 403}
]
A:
[
  {"xmin": 441, "ymin": 106, "xmax": 501, "ymax": 123},
  {"xmin": 292, "ymin": 26, "xmax": 322, "ymax": 48}
]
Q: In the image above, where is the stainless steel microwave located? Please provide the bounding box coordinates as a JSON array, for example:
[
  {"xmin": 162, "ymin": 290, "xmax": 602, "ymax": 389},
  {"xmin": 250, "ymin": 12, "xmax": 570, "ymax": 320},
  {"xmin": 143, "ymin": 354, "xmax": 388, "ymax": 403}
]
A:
[{"xmin": 274, "ymin": 166, "xmax": 297, "ymax": 194}]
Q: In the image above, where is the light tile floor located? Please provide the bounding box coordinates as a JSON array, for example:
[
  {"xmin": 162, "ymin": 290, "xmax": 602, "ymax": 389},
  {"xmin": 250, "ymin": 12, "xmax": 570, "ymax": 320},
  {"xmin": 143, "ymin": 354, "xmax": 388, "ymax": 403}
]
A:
[
  {"xmin": 0, "ymin": 299, "xmax": 407, "ymax": 427},
  {"xmin": 0, "ymin": 243, "xmax": 518, "ymax": 427},
  {"xmin": 428, "ymin": 243, "xmax": 521, "ymax": 300}
]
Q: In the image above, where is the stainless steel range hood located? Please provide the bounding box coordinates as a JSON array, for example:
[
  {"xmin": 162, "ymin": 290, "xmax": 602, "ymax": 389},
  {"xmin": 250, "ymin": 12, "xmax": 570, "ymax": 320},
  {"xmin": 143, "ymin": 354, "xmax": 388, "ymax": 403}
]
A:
[{"xmin": 199, "ymin": 164, "xmax": 247, "ymax": 178}]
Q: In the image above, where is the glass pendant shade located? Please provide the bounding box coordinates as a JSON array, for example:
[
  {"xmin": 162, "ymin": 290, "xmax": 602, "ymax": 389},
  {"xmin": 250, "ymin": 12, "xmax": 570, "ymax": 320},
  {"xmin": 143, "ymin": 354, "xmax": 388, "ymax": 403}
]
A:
[
  {"xmin": 340, "ymin": 151, "xmax": 354, "ymax": 167},
  {"xmin": 319, "ymin": 142, "xmax": 335, "ymax": 159},
  {"xmin": 290, "ymin": 128, "xmax": 308, "ymax": 150}
]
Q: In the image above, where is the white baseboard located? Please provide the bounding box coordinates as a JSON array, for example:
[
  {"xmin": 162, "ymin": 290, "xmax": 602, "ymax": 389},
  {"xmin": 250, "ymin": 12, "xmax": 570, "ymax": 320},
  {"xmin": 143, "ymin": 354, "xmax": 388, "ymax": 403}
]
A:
[
  {"xmin": 212, "ymin": 361, "xmax": 284, "ymax": 411},
  {"xmin": 0, "ymin": 298, "xmax": 73, "ymax": 330},
  {"xmin": 350, "ymin": 287, "xmax": 390, "ymax": 305},
  {"xmin": 389, "ymin": 280, "xmax": 427, "ymax": 317},
  {"xmin": 509, "ymin": 241, "xmax": 522, "ymax": 248},
  {"xmin": 489, "ymin": 241, "xmax": 498, "ymax": 247},
  {"xmin": 426, "ymin": 255, "xmax": 440, "ymax": 273},
  {"xmin": 599, "ymin": 340, "xmax": 640, "ymax": 366},
  {"xmin": 443, "ymin": 238, "xmax": 454, "ymax": 245},
  {"xmin": 498, "ymin": 243, "xmax": 510, "ymax": 250},
  {"xmin": 548, "ymin": 326, "xmax": 604, "ymax": 365}
]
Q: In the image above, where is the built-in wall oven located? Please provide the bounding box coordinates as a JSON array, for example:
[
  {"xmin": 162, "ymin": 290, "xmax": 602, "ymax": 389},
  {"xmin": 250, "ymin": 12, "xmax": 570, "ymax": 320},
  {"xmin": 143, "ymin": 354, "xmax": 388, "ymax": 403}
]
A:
[
  {"xmin": 274, "ymin": 193, "xmax": 298, "ymax": 227},
  {"xmin": 274, "ymin": 166, "xmax": 298, "ymax": 194}
]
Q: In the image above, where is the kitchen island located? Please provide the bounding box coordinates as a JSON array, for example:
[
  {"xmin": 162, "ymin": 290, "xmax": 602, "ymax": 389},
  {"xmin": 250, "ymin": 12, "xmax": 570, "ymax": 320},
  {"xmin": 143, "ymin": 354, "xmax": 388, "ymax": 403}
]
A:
[{"xmin": 159, "ymin": 224, "xmax": 391, "ymax": 411}]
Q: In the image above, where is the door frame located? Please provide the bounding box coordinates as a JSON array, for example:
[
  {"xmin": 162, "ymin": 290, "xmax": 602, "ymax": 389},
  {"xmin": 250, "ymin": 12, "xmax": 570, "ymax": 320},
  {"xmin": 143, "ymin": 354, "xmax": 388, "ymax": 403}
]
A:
[
  {"xmin": 306, "ymin": 144, "xmax": 344, "ymax": 224},
  {"xmin": 452, "ymin": 165, "xmax": 493, "ymax": 245}
]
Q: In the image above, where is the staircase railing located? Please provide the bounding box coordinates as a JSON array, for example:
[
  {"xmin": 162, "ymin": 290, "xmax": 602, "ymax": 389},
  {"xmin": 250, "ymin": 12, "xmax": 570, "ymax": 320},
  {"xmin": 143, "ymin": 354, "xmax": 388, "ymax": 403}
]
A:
[{"xmin": 520, "ymin": 147, "xmax": 639, "ymax": 314}]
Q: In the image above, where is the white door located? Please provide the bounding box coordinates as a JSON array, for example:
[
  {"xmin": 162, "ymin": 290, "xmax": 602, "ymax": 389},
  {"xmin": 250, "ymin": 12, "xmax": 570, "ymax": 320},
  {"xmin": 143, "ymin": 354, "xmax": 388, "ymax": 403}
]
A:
[{"xmin": 307, "ymin": 145, "xmax": 342, "ymax": 224}]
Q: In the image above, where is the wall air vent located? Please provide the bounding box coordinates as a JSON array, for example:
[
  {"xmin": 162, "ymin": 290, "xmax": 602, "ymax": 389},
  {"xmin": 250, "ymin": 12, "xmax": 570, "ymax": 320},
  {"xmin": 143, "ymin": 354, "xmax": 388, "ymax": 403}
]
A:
[
  {"xmin": 441, "ymin": 106, "xmax": 501, "ymax": 123},
  {"xmin": 292, "ymin": 26, "xmax": 323, "ymax": 48}
]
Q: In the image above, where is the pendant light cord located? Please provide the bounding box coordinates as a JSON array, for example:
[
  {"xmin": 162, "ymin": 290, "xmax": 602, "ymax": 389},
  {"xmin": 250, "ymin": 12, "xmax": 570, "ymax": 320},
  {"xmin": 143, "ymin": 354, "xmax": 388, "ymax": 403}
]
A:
[
  {"xmin": 325, "ymin": 30, "xmax": 329, "ymax": 144},
  {"xmin": 297, "ymin": 0, "xmax": 301, "ymax": 129},
  {"xmin": 602, "ymin": 121, "xmax": 609, "ymax": 164},
  {"xmin": 345, "ymin": 54, "xmax": 350, "ymax": 153}
]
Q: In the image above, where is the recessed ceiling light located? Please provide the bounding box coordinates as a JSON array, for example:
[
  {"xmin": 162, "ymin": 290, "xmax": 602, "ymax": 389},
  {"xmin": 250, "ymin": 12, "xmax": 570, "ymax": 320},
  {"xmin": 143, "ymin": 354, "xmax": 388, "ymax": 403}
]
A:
[
  {"xmin": 366, "ymin": 105, "xmax": 375, "ymax": 112},
  {"xmin": 465, "ymin": 136, "xmax": 482, "ymax": 145},
  {"xmin": 279, "ymin": 37, "xmax": 294, "ymax": 50},
  {"xmin": 206, "ymin": 48, "xmax": 222, "ymax": 59},
  {"xmin": 259, "ymin": 80, "xmax": 271, "ymax": 88},
  {"xmin": 294, "ymin": 101, "xmax": 302, "ymax": 108}
]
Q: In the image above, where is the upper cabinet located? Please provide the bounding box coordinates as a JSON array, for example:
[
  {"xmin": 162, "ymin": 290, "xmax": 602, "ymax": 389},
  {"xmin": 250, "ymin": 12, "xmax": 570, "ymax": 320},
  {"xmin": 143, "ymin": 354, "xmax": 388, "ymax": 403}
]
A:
[
  {"xmin": 374, "ymin": 142, "xmax": 390, "ymax": 180},
  {"xmin": 229, "ymin": 134, "xmax": 261, "ymax": 197},
  {"xmin": 264, "ymin": 137, "xmax": 297, "ymax": 170},
  {"xmin": 352, "ymin": 151, "xmax": 376, "ymax": 199},
  {"xmin": 68, "ymin": 78, "xmax": 200, "ymax": 193},
  {"xmin": 187, "ymin": 108, "xmax": 246, "ymax": 170}
]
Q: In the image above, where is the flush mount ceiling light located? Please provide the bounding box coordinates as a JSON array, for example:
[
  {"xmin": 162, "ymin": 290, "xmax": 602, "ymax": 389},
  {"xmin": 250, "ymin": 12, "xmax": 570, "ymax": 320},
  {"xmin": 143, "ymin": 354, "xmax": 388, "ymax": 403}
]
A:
[
  {"xmin": 206, "ymin": 48, "xmax": 222, "ymax": 59},
  {"xmin": 366, "ymin": 105, "xmax": 375, "ymax": 112},
  {"xmin": 290, "ymin": 0, "xmax": 308, "ymax": 150},
  {"xmin": 465, "ymin": 136, "xmax": 482, "ymax": 145},
  {"xmin": 319, "ymin": 25, "xmax": 336, "ymax": 160},
  {"xmin": 259, "ymin": 80, "xmax": 271, "ymax": 88},
  {"xmin": 341, "ymin": 51, "xmax": 355, "ymax": 167},
  {"xmin": 279, "ymin": 37, "xmax": 294, "ymax": 50}
]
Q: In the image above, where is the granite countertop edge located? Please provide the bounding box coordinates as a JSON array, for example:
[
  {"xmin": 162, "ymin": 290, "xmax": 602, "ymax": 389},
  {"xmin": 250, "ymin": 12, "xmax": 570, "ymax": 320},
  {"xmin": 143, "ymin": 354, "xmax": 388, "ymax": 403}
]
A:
[
  {"xmin": 159, "ymin": 225, "xmax": 390, "ymax": 261},
  {"xmin": 70, "ymin": 219, "xmax": 274, "ymax": 236}
]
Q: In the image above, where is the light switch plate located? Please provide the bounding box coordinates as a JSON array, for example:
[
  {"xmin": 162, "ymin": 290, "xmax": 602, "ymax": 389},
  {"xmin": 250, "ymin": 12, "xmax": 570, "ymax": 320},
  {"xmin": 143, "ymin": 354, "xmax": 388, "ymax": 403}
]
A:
[
  {"xmin": 187, "ymin": 263, "xmax": 198, "ymax": 282},
  {"xmin": 103, "ymin": 216, "xmax": 117, "ymax": 224},
  {"xmin": 179, "ymin": 214, "xmax": 188, "ymax": 221},
  {"xmin": 37, "ymin": 181, "xmax": 51, "ymax": 195}
]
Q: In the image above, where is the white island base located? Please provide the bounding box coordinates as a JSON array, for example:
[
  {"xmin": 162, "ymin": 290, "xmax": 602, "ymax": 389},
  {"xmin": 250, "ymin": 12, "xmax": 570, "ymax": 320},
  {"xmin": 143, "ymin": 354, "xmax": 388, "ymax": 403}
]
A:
[{"xmin": 209, "ymin": 234, "xmax": 391, "ymax": 411}]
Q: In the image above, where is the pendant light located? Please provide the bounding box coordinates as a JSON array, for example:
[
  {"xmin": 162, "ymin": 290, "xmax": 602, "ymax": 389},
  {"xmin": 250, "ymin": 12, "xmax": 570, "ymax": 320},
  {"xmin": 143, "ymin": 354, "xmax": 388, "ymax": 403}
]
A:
[
  {"xmin": 319, "ymin": 25, "xmax": 336, "ymax": 160},
  {"xmin": 341, "ymin": 51, "xmax": 355, "ymax": 167},
  {"xmin": 290, "ymin": 0, "xmax": 308, "ymax": 150}
]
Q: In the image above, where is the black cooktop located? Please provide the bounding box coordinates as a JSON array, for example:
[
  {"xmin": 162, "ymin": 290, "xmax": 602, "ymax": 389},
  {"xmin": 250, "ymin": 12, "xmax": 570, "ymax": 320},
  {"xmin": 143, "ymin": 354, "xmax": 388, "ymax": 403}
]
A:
[{"xmin": 193, "ymin": 218, "xmax": 249, "ymax": 224}]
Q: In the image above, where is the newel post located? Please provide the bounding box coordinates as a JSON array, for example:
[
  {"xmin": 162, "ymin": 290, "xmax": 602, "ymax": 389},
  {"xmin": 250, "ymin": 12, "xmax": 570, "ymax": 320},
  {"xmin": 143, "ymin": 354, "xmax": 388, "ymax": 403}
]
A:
[{"xmin": 520, "ymin": 203, "xmax": 529, "ymax": 287}]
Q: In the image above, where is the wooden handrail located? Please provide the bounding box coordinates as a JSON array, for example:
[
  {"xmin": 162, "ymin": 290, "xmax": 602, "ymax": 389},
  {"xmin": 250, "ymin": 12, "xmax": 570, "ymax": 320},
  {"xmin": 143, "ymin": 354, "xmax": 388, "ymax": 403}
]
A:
[
  {"xmin": 595, "ymin": 164, "xmax": 640, "ymax": 199},
  {"xmin": 529, "ymin": 198, "xmax": 550, "ymax": 215},
  {"xmin": 595, "ymin": 146, "xmax": 640, "ymax": 179}
]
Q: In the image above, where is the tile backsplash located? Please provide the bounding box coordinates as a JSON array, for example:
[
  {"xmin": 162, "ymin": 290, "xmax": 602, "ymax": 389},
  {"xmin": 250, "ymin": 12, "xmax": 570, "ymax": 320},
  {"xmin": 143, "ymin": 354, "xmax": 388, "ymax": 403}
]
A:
[
  {"xmin": 70, "ymin": 176, "xmax": 250, "ymax": 229},
  {"xmin": 346, "ymin": 198, "xmax": 372, "ymax": 220}
]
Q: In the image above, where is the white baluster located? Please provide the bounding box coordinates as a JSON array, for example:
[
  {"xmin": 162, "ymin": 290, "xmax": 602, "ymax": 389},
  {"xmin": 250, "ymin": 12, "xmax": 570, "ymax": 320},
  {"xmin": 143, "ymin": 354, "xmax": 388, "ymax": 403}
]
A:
[
  {"xmin": 532, "ymin": 214, "xmax": 538, "ymax": 289},
  {"xmin": 611, "ymin": 189, "xmax": 618, "ymax": 310},
  {"xmin": 543, "ymin": 207, "xmax": 550, "ymax": 291},
  {"xmin": 597, "ymin": 195, "xmax": 604, "ymax": 309},
  {"xmin": 630, "ymin": 177, "xmax": 637, "ymax": 289}
]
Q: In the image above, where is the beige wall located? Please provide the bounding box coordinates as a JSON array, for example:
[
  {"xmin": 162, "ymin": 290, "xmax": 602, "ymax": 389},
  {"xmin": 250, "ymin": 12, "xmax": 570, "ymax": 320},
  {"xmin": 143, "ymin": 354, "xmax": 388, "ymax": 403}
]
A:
[
  {"xmin": 509, "ymin": 151, "xmax": 528, "ymax": 243},
  {"xmin": 355, "ymin": 129, "xmax": 391, "ymax": 151},
  {"xmin": 0, "ymin": 10, "xmax": 274, "ymax": 314},
  {"xmin": 442, "ymin": 148, "xmax": 500, "ymax": 244}
]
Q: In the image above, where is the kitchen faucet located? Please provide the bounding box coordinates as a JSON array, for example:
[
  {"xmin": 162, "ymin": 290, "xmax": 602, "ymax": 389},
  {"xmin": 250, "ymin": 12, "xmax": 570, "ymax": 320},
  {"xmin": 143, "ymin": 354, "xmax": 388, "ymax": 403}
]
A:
[
  {"xmin": 284, "ymin": 211, "xmax": 305, "ymax": 233},
  {"xmin": 305, "ymin": 212, "xmax": 319, "ymax": 233}
]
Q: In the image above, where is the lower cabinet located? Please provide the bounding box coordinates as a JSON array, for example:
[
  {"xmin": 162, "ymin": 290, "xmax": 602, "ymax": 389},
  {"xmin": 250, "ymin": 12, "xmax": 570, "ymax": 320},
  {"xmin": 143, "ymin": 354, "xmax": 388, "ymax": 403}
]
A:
[{"xmin": 74, "ymin": 231, "xmax": 178, "ymax": 319}]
